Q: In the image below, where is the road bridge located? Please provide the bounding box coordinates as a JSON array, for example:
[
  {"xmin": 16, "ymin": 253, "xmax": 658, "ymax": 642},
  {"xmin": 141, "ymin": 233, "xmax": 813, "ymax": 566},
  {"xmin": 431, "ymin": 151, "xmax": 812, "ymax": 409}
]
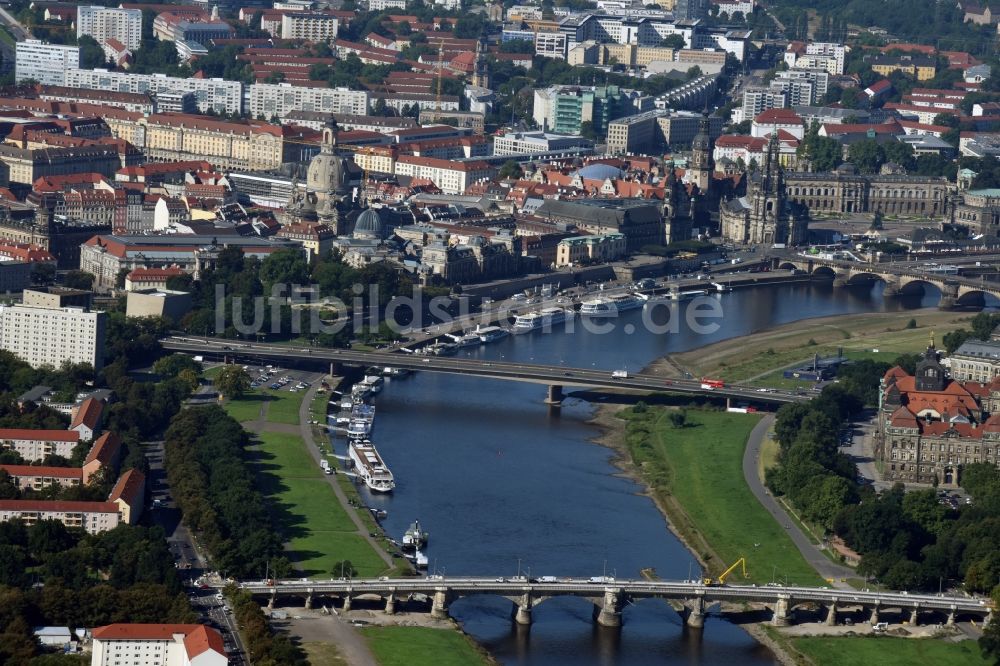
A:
[
  {"xmin": 233, "ymin": 576, "xmax": 991, "ymax": 629},
  {"xmin": 161, "ymin": 337, "xmax": 807, "ymax": 405},
  {"xmin": 776, "ymin": 256, "xmax": 1000, "ymax": 308}
]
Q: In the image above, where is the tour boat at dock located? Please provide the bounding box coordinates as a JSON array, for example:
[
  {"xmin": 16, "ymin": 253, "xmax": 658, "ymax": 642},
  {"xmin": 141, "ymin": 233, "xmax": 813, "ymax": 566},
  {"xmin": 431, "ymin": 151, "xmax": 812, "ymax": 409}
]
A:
[
  {"xmin": 348, "ymin": 440, "xmax": 395, "ymax": 493},
  {"xmin": 512, "ymin": 307, "xmax": 574, "ymax": 333},
  {"xmin": 579, "ymin": 292, "xmax": 647, "ymax": 317}
]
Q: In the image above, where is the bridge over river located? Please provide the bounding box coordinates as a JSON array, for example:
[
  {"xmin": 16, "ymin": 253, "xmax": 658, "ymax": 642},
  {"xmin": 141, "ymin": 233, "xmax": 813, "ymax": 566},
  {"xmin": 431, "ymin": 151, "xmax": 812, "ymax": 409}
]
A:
[
  {"xmin": 776, "ymin": 256, "xmax": 1000, "ymax": 308},
  {"xmin": 233, "ymin": 576, "xmax": 992, "ymax": 629},
  {"xmin": 162, "ymin": 337, "xmax": 807, "ymax": 405}
]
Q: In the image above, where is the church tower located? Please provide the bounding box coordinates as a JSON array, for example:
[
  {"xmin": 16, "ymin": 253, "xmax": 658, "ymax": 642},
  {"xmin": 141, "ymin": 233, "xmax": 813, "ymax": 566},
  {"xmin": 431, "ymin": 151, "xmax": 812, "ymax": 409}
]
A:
[
  {"xmin": 472, "ymin": 33, "xmax": 491, "ymax": 90},
  {"xmin": 689, "ymin": 109, "xmax": 714, "ymax": 194}
]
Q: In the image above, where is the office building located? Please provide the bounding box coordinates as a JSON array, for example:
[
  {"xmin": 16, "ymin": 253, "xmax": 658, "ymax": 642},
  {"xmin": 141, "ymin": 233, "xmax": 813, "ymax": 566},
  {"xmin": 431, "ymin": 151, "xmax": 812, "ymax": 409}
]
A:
[
  {"xmin": 15, "ymin": 40, "xmax": 79, "ymax": 86},
  {"xmin": 555, "ymin": 233, "xmax": 627, "ymax": 266},
  {"xmin": 533, "ymin": 85, "xmax": 643, "ymax": 135},
  {"xmin": 493, "ymin": 131, "xmax": 593, "ymax": 156},
  {"xmin": 91, "ymin": 624, "xmax": 227, "ymax": 666},
  {"xmin": 248, "ymin": 83, "xmax": 369, "ymax": 121},
  {"xmin": 393, "ymin": 156, "xmax": 494, "ymax": 195},
  {"xmin": 0, "ymin": 301, "xmax": 106, "ymax": 370},
  {"xmin": 947, "ymin": 339, "xmax": 1000, "ymax": 382},
  {"xmin": 674, "ymin": 0, "xmax": 708, "ymax": 19},
  {"xmin": 77, "ymin": 6, "xmax": 142, "ymax": 50}
]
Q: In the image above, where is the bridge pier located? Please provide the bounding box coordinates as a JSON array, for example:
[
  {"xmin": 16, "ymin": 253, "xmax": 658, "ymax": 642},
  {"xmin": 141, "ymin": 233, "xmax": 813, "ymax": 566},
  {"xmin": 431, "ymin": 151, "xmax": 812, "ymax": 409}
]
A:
[
  {"xmin": 946, "ymin": 609, "xmax": 955, "ymax": 626},
  {"xmin": 545, "ymin": 384, "xmax": 564, "ymax": 405},
  {"xmin": 825, "ymin": 602, "xmax": 837, "ymax": 626},
  {"xmin": 832, "ymin": 271, "xmax": 850, "ymax": 288},
  {"xmin": 431, "ymin": 588, "xmax": 451, "ymax": 620},
  {"xmin": 267, "ymin": 590, "xmax": 276, "ymax": 610},
  {"xmin": 513, "ymin": 593, "xmax": 533, "ymax": 626},
  {"xmin": 385, "ymin": 591, "xmax": 396, "ymax": 615},
  {"xmin": 595, "ymin": 589, "xmax": 623, "ymax": 627},
  {"xmin": 771, "ymin": 595, "xmax": 791, "ymax": 626},
  {"xmin": 909, "ymin": 605, "xmax": 919, "ymax": 626},
  {"xmin": 342, "ymin": 595, "xmax": 352, "ymax": 612},
  {"xmin": 304, "ymin": 592, "xmax": 313, "ymax": 610},
  {"xmin": 686, "ymin": 595, "xmax": 706, "ymax": 629},
  {"xmin": 882, "ymin": 280, "xmax": 900, "ymax": 297},
  {"xmin": 869, "ymin": 603, "xmax": 879, "ymax": 625},
  {"xmin": 938, "ymin": 296, "xmax": 957, "ymax": 311}
]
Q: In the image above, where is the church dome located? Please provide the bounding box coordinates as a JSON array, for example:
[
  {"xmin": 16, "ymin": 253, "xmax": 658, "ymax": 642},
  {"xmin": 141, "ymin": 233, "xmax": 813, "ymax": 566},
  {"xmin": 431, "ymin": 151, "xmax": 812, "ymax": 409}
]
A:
[
  {"xmin": 307, "ymin": 151, "xmax": 350, "ymax": 195},
  {"xmin": 353, "ymin": 208, "xmax": 386, "ymax": 239}
]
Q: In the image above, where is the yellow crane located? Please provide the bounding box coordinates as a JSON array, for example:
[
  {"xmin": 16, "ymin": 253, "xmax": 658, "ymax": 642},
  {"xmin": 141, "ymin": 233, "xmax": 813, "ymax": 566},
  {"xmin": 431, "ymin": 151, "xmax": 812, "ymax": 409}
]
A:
[{"xmin": 703, "ymin": 557, "xmax": 748, "ymax": 586}]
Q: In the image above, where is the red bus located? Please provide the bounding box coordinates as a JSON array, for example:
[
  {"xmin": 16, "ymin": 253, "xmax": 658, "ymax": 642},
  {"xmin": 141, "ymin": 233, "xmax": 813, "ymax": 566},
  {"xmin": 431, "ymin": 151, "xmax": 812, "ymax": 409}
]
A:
[{"xmin": 700, "ymin": 378, "xmax": 725, "ymax": 389}]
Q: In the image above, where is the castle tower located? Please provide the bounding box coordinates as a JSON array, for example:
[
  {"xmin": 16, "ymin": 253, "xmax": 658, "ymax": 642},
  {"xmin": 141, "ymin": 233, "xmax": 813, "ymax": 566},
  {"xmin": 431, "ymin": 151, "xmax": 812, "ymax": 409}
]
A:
[
  {"xmin": 472, "ymin": 32, "xmax": 491, "ymax": 90},
  {"xmin": 689, "ymin": 109, "xmax": 714, "ymax": 194}
]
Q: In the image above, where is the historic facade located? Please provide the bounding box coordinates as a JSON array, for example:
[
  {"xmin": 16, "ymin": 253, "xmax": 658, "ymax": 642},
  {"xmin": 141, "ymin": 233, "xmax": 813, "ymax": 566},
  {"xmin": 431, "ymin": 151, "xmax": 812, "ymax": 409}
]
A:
[
  {"xmin": 784, "ymin": 164, "xmax": 950, "ymax": 217},
  {"xmin": 720, "ymin": 134, "xmax": 807, "ymax": 245},
  {"xmin": 281, "ymin": 117, "xmax": 359, "ymax": 235},
  {"xmin": 877, "ymin": 345, "xmax": 1000, "ymax": 486}
]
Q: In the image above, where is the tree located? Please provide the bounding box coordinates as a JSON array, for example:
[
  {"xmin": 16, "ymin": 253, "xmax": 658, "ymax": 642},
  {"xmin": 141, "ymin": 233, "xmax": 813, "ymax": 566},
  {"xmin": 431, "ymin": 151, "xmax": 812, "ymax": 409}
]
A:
[
  {"xmin": 869, "ymin": 211, "xmax": 884, "ymax": 231},
  {"xmin": 331, "ymin": 559, "xmax": 357, "ymax": 578},
  {"xmin": 498, "ymin": 160, "xmax": 523, "ymax": 180},
  {"xmin": 668, "ymin": 411, "xmax": 687, "ymax": 428},
  {"xmin": 579, "ymin": 120, "xmax": 599, "ymax": 141},
  {"xmin": 154, "ymin": 354, "xmax": 202, "ymax": 379},
  {"xmin": 77, "ymin": 35, "xmax": 107, "ymax": 69},
  {"xmin": 847, "ymin": 139, "xmax": 886, "ymax": 174},
  {"xmin": 260, "ymin": 247, "xmax": 309, "ymax": 290},
  {"xmin": 660, "ymin": 34, "xmax": 685, "ymax": 50},
  {"xmin": 62, "ymin": 270, "xmax": 95, "ymax": 291},
  {"xmin": 31, "ymin": 262, "xmax": 55, "ymax": 285},
  {"xmin": 215, "ymin": 366, "xmax": 250, "ymax": 399}
]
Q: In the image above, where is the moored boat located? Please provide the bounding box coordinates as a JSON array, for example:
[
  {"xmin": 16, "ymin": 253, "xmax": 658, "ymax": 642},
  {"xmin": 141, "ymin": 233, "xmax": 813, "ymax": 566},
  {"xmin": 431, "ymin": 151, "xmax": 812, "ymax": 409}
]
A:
[{"xmin": 348, "ymin": 440, "xmax": 394, "ymax": 493}]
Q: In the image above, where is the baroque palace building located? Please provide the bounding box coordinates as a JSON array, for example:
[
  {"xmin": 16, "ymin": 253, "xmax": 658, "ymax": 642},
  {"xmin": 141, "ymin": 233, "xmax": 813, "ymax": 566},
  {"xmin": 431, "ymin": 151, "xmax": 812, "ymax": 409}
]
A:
[
  {"xmin": 877, "ymin": 344, "xmax": 1000, "ymax": 487},
  {"xmin": 783, "ymin": 163, "xmax": 950, "ymax": 217}
]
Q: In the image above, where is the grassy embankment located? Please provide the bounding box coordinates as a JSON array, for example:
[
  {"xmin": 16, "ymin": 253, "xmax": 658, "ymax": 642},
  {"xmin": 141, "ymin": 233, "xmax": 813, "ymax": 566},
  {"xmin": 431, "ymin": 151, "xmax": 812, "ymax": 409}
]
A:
[
  {"xmin": 360, "ymin": 626, "xmax": 491, "ymax": 666},
  {"xmin": 765, "ymin": 630, "xmax": 992, "ymax": 666},
  {"xmin": 619, "ymin": 407, "xmax": 826, "ymax": 586},
  {"xmin": 671, "ymin": 310, "xmax": 975, "ymax": 388}
]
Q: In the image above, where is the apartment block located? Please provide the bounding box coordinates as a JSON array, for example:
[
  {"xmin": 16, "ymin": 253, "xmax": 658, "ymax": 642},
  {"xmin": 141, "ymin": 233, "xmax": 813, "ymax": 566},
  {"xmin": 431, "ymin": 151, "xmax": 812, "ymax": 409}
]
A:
[
  {"xmin": 0, "ymin": 464, "xmax": 83, "ymax": 490},
  {"xmin": 63, "ymin": 68, "xmax": 244, "ymax": 114},
  {"xmin": 0, "ymin": 429, "xmax": 81, "ymax": 461},
  {"xmin": 91, "ymin": 624, "xmax": 227, "ymax": 666},
  {"xmin": 248, "ymin": 83, "xmax": 369, "ymax": 121},
  {"xmin": 15, "ymin": 40, "xmax": 79, "ymax": 86},
  {"xmin": 493, "ymin": 131, "xmax": 593, "ymax": 156},
  {"xmin": 0, "ymin": 499, "xmax": 120, "ymax": 533},
  {"xmin": 77, "ymin": 6, "xmax": 142, "ymax": 50},
  {"xmin": 280, "ymin": 13, "xmax": 339, "ymax": 41},
  {"xmin": 0, "ymin": 303, "xmax": 106, "ymax": 370}
]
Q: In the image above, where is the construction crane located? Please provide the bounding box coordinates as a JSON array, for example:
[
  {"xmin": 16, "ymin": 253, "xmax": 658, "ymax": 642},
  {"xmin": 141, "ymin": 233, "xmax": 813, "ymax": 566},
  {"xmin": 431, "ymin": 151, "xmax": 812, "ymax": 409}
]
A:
[{"xmin": 703, "ymin": 557, "xmax": 748, "ymax": 586}]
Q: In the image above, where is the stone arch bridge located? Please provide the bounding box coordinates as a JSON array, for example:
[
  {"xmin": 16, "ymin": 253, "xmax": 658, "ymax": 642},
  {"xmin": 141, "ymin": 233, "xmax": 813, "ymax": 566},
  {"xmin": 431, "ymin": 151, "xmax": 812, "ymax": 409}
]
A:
[
  {"xmin": 776, "ymin": 257, "xmax": 1000, "ymax": 309},
  {"xmin": 233, "ymin": 577, "xmax": 991, "ymax": 631}
]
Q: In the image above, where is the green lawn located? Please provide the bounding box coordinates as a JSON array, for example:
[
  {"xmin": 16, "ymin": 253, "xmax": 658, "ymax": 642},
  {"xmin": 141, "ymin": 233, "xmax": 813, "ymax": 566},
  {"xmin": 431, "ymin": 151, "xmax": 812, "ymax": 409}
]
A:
[
  {"xmin": 790, "ymin": 636, "xmax": 990, "ymax": 666},
  {"xmin": 622, "ymin": 408, "xmax": 826, "ymax": 586},
  {"xmin": 251, "ymin": 431, "xmax": 388, "ymax": 578},
  {"xmin": 361, "ymin": 627, "xmax": 490, "ymax": 666},
  {"xmin": 223, "ymin": 394, "xmax": 272, "ymax": 423}
]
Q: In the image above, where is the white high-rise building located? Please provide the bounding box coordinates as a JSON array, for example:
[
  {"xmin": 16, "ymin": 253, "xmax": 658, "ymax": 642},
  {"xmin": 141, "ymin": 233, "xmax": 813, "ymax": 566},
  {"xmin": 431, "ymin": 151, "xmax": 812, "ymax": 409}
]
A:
[
  {"xmin": 63, "ymin": 68, "xmax": 244, "ymax": 114},
  {"xmin": 0, "ymin": 303, "xmax": 106, "ymax": 370},
  {"xmin": 77, "ymin": 6, "xmax": 143, "ymax": 50},
  {"xmin": 15, "ymin": 40, "xmax": 79, "ymax": 86}
]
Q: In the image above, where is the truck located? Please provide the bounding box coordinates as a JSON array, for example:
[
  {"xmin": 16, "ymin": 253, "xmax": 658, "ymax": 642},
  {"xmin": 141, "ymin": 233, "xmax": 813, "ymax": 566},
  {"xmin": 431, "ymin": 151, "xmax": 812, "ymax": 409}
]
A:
[
  {"xmin": 320, "ymin": 459, "xmax": 332, "ymax": 475},
  {"xmin": 612, "ymin": 370, "xmax": 629, "ymax": 379},
  {"xmin": 588, "ymin": 576, "xmax": 616, "ymax": 584}
]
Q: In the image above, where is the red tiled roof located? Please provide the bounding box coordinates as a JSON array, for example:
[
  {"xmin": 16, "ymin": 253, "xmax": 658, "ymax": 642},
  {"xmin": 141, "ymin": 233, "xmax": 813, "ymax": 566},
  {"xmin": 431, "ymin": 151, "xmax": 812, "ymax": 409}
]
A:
[
  {"xmin": 0, "ymin": 465, "xmax": 82, "ymax": 479},
  {"xmin": 0, "ymin": 429, "xmax": 79, "ymax": 442},
  {"xmin": 0, "ymin": 499, "xmax": 118, "ymax": 512},
  {"xmin": 84, "ymin": 432, "xmax": 121, "ymax": 466},
  {"xmin": 109, "ymin": 468, "xmax": 145, "ymax": 506},
  {"xmin": 127, "ymin": 267, "xmax": 185, "ymax": 281},
  {"xmin": 753, "ymin": 108, "xmax": 802, "ymax": 125},
  {"xmin": 70, "ymin": 398, "xmax": 103, "ymax": 432}
]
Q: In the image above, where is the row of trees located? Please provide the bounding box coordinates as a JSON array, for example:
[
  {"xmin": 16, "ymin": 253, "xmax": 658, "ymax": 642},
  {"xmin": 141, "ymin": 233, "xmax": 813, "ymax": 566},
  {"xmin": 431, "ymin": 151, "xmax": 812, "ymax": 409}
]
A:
[
  {"xmin": 226, "ymin": 587, "xmax": 307, "ymax": 666},
  {"xmin": 163, "ymin": 407, "xmax": 283, "ymax": 578},
  {"xmin": 941, "ymin": 312, "xmax": 1000, "ymax": 354},
  {"xmin": 0, "ymin": 520, "xmax": 180, "ymax": 592}
]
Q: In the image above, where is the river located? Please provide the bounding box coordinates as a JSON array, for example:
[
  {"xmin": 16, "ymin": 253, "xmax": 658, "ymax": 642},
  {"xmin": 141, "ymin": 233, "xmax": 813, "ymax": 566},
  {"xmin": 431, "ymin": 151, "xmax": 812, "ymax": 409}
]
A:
[{"xmin": 337, "ymin": 281, "xmax": 946, "ymax": 665}]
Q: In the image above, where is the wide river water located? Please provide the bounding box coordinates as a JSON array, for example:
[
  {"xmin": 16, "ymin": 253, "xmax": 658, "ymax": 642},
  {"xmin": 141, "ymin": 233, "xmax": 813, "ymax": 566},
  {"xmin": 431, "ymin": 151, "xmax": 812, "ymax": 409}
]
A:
[{"xmin": 337, "ymin": 281, "xmax": 947, "ymax": 665}]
